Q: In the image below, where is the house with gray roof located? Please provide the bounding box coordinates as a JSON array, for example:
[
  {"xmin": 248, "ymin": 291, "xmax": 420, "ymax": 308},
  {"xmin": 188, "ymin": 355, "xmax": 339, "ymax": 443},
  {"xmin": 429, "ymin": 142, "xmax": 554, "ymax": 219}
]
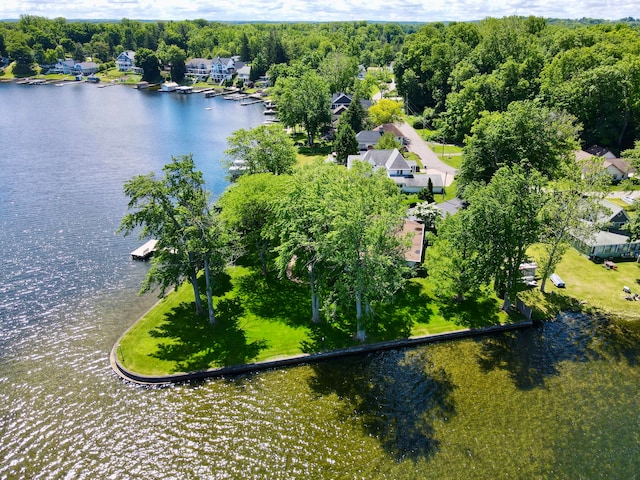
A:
[
  {"xmin": 347, "ymin": 149, "xmax": 443, "ymax": 194},
  {"xmin": 573, "ymin": 228, "xmax": 640, "ymax": 260},
  {"xmin": 356, "ymin": 130, "xmax": 383, "ymax": 151},
  {"xmin": 186, "ymin": 58, "xmax": 214, "ymax": 81},
  {"xmin": 210, "ymin": 56, "xmax": 244, "ymax": 83},
  {"xmin": 572, "ymin": 198, "xmax": 639, "ymax": 260},
  {"xmin": 115, "ymin": 51, "xmax": 142, "ymax": 74}
]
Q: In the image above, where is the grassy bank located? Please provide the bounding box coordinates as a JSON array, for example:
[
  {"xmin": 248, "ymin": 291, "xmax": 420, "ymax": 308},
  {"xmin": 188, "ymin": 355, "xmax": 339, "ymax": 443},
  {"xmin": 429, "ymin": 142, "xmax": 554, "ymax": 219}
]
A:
[
  {"xmin": 521, "ymin": 247, "xmax": 640, "ymax": 321},
  {"xmin": 116, "ymin": 265, "xmax": 510, "ymax": 376},
  {"xmin": 117, "ymin": 243, "xmax": 640, "ymax": 377}
]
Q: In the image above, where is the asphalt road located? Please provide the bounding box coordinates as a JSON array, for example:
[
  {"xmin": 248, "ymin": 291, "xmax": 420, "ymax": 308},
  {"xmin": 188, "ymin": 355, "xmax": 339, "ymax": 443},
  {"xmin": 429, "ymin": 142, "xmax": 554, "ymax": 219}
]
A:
[{"xmin": 395, "ymin": 121, "xmax": 457, "ymax": 185}]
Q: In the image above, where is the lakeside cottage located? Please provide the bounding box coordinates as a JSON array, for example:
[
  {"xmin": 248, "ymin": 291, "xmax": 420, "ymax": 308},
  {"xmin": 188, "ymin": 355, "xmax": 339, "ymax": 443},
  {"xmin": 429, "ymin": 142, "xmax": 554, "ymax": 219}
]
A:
[{"xmin": 571, "ymin": 198, "xmax": 640, "ymax": 260}]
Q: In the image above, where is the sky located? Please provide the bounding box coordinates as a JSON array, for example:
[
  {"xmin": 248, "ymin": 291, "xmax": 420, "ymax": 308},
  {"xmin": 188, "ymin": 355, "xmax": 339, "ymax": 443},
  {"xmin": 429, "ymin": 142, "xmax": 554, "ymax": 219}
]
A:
[{"xmin": 1, "ymin": 0, "xmax": 637, "ymax": 23}]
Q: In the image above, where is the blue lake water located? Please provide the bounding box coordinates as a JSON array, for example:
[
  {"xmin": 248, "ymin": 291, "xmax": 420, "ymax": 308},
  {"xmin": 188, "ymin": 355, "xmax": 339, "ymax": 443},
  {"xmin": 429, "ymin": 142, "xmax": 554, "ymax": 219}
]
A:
[{"xmin": 1, "ymin": 81, "xmax": 640, "ymax": 479}]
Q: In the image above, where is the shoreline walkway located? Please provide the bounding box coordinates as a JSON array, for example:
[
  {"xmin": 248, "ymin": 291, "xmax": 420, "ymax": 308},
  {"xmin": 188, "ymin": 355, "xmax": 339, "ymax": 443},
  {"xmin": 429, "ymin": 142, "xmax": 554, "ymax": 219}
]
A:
[{"xmin": 110, "ymin": 319, "xmax": 532, "ymax": 385}]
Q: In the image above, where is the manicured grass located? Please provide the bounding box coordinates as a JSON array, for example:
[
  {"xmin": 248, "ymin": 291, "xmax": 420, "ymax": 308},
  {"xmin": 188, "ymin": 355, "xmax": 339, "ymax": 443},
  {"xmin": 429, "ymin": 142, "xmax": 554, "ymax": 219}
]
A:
[
  {"xmin": 428, "ymin": 143, "xmax": 463, "ymax": 155},
  {"xmin": 296, "ymin": 152, "xmax": 325, "ymax": 166},
  {"xmin": 116, "ymin": 263, "xmax": 513, "ymax": 376},
  {"xmin": 117, "ymin": 266, "xmax": 313, "ymax": 375},
  {"xmin": 522, "ymin": 246, "xmax": 640, "ymax": 320},
  {"xmin": 439, "ymin": 180, "xmax": 458, "ymax": 202}
]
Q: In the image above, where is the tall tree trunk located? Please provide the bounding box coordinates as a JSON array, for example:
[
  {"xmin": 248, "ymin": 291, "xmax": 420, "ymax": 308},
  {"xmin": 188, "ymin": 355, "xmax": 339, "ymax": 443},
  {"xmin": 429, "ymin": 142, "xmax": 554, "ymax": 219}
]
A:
[
  {"xmin": 203, "ymin": 256, "xmax": 216, "ymax": 325},
  {"xmin": 355, "ymin": 289, "xmax": 363, "ymax": 320},
  {"xmin": 188, "ymin": 252, "xmax": 204, "ymax": 315},
  {"xmin": 355, "ymin": 290, "xmax": 366, "ymax": 341},
  {"xmin": 258, "ymin": 245, "xmax": 268, "ymax": 276},
  {"xmin": 310, "ymin": 262, "xmax": 320, "ymax": 323}
]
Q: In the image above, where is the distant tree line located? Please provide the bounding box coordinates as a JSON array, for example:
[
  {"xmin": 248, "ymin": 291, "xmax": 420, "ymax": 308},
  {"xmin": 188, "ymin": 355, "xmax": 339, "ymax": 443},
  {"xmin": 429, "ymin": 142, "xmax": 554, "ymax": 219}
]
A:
[
  {"xmin": 0, "ymin": 16, "xmax": 415, "ymax": 76},
  {"xmin": 394, "ymin": 15, "xmax": 640, "ymax": 153}
]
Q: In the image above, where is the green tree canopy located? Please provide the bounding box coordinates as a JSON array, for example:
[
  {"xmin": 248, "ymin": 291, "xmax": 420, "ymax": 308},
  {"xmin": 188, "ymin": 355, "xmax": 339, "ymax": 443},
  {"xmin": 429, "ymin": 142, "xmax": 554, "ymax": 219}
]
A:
[
  {"xmin": 368, "ymin": 99, "xmax": 403, "ymax": 126},
  {"xmin": 458, "ymin": 100, "xmax": 579, "ymax": 196},
  {"xmin": 134, "ymin": 47, "xmax": 161, "ymax": 82},
  {"xmin": 464, "ymin": 165, "xmax": 545, "ymax": 307},
  {"xmin": 118, "ymin": 155, "xmax": 229, "ymax": 323},
  {"xmin": 273, "ymin": 70, "xmax": 331, "ymax": 145},
  {"xmin": 218, "ymin": 173, "xmax": 289, "ymax": 276},
  {"xmin": 224, "ymin": 124, "xmax": 297, "ymax": 177},
  {"xmin": 333, "ymin": 121, "xmax": 358, "ymax": 165}
]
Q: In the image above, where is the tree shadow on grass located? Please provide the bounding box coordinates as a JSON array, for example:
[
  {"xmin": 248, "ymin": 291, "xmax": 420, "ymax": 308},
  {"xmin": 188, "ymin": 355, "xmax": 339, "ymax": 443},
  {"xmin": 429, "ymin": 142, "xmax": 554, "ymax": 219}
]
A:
[
  {"xmin": 300, "ymin": 320, "xmax": 358, "ymax": 353},
  {"xmin": 196, "ymin": 270, "xmax": 233, "ymax": 297},
  {"xmin": 149, "ymin": 298, "xmax": 267, "ymax": 373},
  {"xmin": 308, "ymin": 348, "xmax": 456, "ymax": 462},
  {"xmin": 234, "ymin": 270, "xmax": 312, "ymax": 327},
  {"xmin": 373, "ymin": 280, "xmax": 435, "ymax": 340},
  {"xmin": 436, "ymin": 292, "xmax": 502, "ymax": 329}
]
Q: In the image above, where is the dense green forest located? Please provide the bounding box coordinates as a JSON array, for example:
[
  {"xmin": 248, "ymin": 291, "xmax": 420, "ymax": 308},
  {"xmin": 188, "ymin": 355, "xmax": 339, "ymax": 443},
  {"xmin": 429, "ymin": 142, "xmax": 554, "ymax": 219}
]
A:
[{"xmin": 1, "ymin": 16, "xmax": 639, "ymax": 152}]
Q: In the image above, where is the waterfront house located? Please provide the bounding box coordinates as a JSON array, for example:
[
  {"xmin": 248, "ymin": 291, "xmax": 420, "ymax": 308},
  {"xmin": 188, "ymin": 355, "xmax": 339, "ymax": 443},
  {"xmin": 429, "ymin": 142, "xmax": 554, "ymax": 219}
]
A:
[
  {"xmin": 237, "ymin": 65, "xmax": 252, "ymax": 84},
  {"xmin": 115, "ymin": 51, "xmax": 142, "ymax": 73},
  {"xmin": 210, "ymin": 56, "xmax": 244, "ymax": 83},
  {"xmin": 50, "ymin": 58, "xmax": 76, "ymax": 74},
  {"xmin": 571, "ymin": 198, "xmax": 639, "ymax": 260},
  {"xmin": 76, "ymin": 62, "xmax": 98, "ymax": 76},
  {"xmin": 185, "ymin": 58, "xmax": 213, "ymax": 81},
  {"xmin": 573, "ymin": 228, "xmax": 640, "ymax": 260}
]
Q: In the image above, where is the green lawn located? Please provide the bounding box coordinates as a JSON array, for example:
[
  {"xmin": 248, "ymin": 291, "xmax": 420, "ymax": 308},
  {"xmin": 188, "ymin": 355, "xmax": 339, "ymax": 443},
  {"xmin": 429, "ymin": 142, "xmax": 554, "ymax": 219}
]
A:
[
  {"xmin": 117, "ymin": 266, "xmax": 313, "ymax": 375},
  {"xmin": 522, "ymin": 246, "xmax": 640, "ymax": 320},
  {"xmin": 116, "ymin": 263, "xmax": 512, "ymax": 376}
]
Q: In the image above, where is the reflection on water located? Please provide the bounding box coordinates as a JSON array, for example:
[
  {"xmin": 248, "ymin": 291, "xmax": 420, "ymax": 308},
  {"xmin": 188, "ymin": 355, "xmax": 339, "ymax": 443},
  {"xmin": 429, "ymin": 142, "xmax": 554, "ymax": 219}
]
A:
[{"xmin": 1, "ymin": 83, "xmax": 640, "ymax": 478}]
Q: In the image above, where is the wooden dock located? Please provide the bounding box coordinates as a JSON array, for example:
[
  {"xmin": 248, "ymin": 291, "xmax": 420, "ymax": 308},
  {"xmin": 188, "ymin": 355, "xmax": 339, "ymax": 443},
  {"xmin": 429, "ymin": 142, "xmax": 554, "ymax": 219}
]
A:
[{"xmin": 130, "ymin": 239, "xmax": 158, "ymax": 261}]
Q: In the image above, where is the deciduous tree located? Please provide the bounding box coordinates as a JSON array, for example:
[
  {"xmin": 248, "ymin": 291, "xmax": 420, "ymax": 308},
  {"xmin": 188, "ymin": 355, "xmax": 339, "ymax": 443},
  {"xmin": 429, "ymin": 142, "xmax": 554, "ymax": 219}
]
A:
[
  {"xmin": 458, "ymin": 100, "xmax": 579, "ymax": 196},
  {"xmin": 118, "ymin": 155, "xmax": 228, "ymax": 323},
  {"xmin": 369, "ymin": 99, "xmax": 403, "ymax": 126},
  {"xmin": 218, "ymin": 173, "xmax": 288, "ymax": 276},
  {"xmin": 224, "ymin": 124, "xmax": 297, "ymax": 176},
  {"xmin": 465, "ymin": 165, "xmax": 544, "ymax": 309}
]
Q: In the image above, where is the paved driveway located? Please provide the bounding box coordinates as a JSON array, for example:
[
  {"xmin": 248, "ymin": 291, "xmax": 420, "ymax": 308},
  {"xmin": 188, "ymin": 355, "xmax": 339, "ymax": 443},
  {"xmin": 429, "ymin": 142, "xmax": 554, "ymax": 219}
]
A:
[{"xmin": 395, "ymin": 121, "xmax": 457, "ymax": 185}]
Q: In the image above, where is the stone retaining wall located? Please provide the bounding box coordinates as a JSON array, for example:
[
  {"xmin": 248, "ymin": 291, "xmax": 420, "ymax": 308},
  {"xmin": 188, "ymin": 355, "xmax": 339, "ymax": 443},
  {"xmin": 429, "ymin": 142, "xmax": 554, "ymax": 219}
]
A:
[{"xmin": 110, "ymin": 320, "xmax": 532, "ymax": 386}]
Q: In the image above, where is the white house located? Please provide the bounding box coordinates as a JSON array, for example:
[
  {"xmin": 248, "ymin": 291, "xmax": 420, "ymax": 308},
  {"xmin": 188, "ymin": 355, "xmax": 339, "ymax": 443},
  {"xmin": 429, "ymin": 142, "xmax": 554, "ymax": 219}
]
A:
[
  {"xmin": 115, "ymin": 51, "xmax": 142, "ymax": 73},
  {"xmin": 575, "ymin": 148, "xmax": 634, "ymax": 182},
  {"xmin": 236, "ymin": 65, "xmax": 252, "ymax": 83},
  {"xmin": 210, "ymin": 56, "xmax": 244, "ymax": 83},
  {"xmin": 347, "ymin": 149, "xmax": 443, "ymax": 194},
  {"xmin": 185, "ymin": 58, "xmax": 213, "ymax": 81}
]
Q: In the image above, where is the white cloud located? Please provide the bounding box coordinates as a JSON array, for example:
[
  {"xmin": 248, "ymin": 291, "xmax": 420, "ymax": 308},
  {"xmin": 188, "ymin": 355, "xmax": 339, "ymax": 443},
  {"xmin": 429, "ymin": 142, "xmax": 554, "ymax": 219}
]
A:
[{"xmin": 1, "ymin": 0, "xmax": 637, "ymax": 21}]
